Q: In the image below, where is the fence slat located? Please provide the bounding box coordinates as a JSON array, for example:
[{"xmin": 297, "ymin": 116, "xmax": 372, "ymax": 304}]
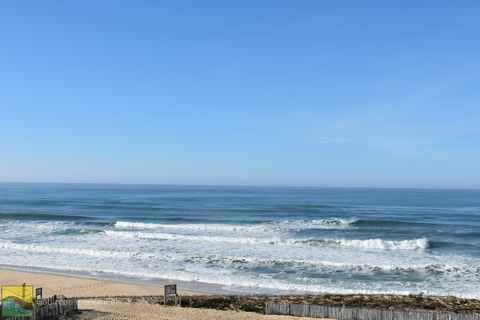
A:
[
  {"xmin": 22, "ymin": 296, "xmax": 79, "ymax": 320},
  {"xmin": 265, "ymin": 301, "xmax": 480, "ymax": 320}
]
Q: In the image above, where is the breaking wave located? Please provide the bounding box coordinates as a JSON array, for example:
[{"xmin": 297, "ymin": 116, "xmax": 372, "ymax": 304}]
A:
[
  {"xmin": 0, "ymin": 242, "xmax": 132, "ymax": 258},
  {"xmin": 106, "ymin": 229, "xmax": 428, "ymax": 250},
  {"xmin": 113, "ymin": 217, "xmax": 358, "ymax": 233},
  {"xmin": 301, "ymin": 237, "xmax": 429, "ymax": 250}
]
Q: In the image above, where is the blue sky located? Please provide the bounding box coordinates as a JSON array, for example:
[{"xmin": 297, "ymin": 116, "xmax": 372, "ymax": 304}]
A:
[{"xmin": 1, "ymin": 1, "xmax": 479, "ymax": 188}]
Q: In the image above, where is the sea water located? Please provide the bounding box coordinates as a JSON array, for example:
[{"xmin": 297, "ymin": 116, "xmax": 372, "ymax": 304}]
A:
[{"xmin": 0, "ymin": 183, "xmax": 479, "ymax": 297}]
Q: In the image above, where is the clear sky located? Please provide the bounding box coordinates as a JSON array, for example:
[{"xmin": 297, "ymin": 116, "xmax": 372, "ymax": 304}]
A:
[{"xmin": 1, "ymin": 1, "xmax": 479, "ymax": 188}]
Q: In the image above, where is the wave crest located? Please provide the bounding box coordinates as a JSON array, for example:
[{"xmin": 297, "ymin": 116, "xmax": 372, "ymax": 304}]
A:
[
  {"xmin": 113, "ymin": 217, "xmax": 358, "ymax": 233},
  {"xmin": 302, "ymin": 237, "xmax": 429, "ymax": 250},
  {"xmin": 106, "ymin": 229, "xmax": 428, "ymax": 250}
]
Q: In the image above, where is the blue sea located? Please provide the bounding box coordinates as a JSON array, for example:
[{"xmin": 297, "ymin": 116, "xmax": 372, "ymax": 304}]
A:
[{"xmin": 0, "ymin": 183, "xmax": 479, "ymax": 298}]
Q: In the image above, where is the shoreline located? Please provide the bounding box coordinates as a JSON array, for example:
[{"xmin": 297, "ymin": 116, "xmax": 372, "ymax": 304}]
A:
[
  {"xmin": 0, "ymin": 264, "xmax": 231, "ymax": 295},
  {"xmin": 0, "ymin": 268, "xmax": 203, "ymax": 297},
  {"xmin": 1, "ymin": 268, "xmax": 480, "ymax": 307},
  {"xmin": 1, "ymin": 265, "xmax": 480, "ymax": 299},
  {"xmin": 1, "ymin": 269, "xmax": 480, "ymax": 319}
]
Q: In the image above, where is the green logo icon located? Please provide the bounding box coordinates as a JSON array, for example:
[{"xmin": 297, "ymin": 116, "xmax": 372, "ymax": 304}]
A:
[{"xmin": 1, "ymin": 285, "xmax": 34, "ymax": 317}]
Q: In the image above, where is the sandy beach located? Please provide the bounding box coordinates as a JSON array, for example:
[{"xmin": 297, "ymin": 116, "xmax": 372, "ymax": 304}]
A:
[
  {"xmin": 76, "ymin": 300, "xmax": 318, "ymax": 320},
  {"xmin": 0, "ymin": 269, "xmax": 318, "ymax": 319}
]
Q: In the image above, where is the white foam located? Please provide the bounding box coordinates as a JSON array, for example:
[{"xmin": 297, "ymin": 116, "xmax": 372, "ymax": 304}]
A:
[
  {"xmin": 342, "ymin": 237, "xmax": 429, "ymax": 250},
  {"xmin": 273, "ymin": 218, "xmax": 358, "ymax": 230},
  {"xmin": 1, "ymin": 219, "xmax": 477, "ymax": 298},
  {"xmin": 106, "ymin": 229, "xmax": 428, "ymax": 251},
  {"xmin": 113, "ymin": 217, "xmax": 357, "ymax": 233},
  {"xmin": 302, "ymin": 237, "xmax": 430, "ymax": 250},
  {"xmin": 0, "ymin": 242, "xmax": 132, "ymax": 258},
  {"xmin": 114, "ymin": 221, "xmax": 260, "ymax": 232},
  {"xmin": 105, "ymin": 230, "xmax": 282, "ymax": 245},
  {"xmin": 0, "ymin": 221, "xmax": 75, "ymax": 240}
]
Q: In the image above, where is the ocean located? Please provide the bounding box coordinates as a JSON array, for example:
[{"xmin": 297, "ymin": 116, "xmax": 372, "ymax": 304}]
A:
[{"xmin": 0, "ymin": 183, "xmax": 479, "ymax": 298}]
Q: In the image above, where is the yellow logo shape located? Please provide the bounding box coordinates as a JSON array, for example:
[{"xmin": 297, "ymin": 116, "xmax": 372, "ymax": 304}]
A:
[{"xmin": 1, "ymin": 285, "xmax": 34, "ymax": 317}]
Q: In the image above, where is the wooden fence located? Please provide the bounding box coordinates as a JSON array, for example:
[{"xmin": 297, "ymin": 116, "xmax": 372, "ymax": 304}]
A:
[
  {"xmin": 265, "ymin": 301, "xmax": 480, "ymax": 320},
  {"xmin": 34, "ymin": 297, "xmax": 78, "ymax": 319}
]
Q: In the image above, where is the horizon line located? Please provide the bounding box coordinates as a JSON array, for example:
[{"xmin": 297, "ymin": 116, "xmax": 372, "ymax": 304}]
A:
[{"xmin": 0, "ymin": 180, "xmax": 479, "ymax": 191}]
